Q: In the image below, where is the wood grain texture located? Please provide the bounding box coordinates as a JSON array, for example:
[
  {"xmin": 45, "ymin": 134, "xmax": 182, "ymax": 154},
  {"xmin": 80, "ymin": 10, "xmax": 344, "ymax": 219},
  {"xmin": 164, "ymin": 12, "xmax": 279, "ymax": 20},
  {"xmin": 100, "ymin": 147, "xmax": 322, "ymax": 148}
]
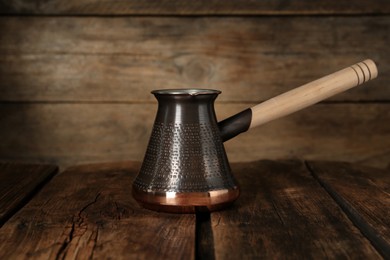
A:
[
  {"xmin": 0, "ymin": 16, "xmax": 389, "ymax": 102},
  {"xmin": 307, "ymin": 161, "xmax": 390, "ymax": 258},
  {"xmin": 210, "ymin": 160, "xmax": 382, "ymax": 258},
  {"xmin": 0, "ymin": 162, "xmax": 58, "ymax": 226},
  {"xmin": 0, "ymin": 161, "xmax": 195, "ymax": 259},
  {"xmin": 0, "ymin": 0, "xmax": 389, "ymax": 15},
  {"xmin": 0, "ymin": 103, "xmax": 389, "ymax": 169}
]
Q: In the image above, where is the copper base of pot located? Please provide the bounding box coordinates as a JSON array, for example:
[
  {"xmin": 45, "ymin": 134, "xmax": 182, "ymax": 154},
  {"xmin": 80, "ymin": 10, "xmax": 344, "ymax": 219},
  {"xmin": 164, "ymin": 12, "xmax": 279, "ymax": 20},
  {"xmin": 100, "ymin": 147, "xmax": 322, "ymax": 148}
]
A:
[{"xmin": 132, "ymin": 186, "xmax": 240, "ymax": 213}]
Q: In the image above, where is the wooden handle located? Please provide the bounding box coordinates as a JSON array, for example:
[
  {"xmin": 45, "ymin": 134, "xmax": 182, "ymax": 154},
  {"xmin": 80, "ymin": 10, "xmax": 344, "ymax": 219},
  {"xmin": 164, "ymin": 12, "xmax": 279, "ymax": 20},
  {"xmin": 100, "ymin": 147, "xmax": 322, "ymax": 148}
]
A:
[{"xmin": 249, "ymin": 59, "xmax": 378, "ymax": 129}]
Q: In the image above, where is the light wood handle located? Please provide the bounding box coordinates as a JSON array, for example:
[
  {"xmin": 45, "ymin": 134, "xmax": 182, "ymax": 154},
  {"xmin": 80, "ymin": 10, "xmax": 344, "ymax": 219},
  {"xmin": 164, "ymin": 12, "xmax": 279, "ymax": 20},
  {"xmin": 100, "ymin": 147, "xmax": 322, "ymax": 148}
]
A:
[{"xmin": 249, "ymin": 59, "xmax": 378, "ymax": 129}]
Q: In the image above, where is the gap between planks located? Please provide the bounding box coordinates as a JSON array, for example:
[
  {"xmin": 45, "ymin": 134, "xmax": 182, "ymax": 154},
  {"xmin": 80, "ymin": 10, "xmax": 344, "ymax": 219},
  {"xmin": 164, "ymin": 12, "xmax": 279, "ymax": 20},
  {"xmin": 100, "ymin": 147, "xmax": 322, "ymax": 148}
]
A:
[
  {"xmin": 195, "ymin": 209, "xmax": 216, "ymax": 260},
  {"xmin": 0, "ymin": 165, "xmax": 58, "ymax": 227},
  {"xmin": 1, "ymin": 100, "xmax": 389, "ymax": 105},
  {"xmin": 304, "ymin": 161, "xmax": 390, "ymax": 259}
]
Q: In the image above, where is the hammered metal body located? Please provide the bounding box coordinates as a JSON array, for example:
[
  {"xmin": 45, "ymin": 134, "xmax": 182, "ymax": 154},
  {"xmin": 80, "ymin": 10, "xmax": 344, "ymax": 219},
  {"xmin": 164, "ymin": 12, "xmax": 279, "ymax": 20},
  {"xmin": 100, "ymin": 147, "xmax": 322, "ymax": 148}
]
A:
[{"xmin": 132, "ymin": 89, "xmax": 239, "ymax": 212}]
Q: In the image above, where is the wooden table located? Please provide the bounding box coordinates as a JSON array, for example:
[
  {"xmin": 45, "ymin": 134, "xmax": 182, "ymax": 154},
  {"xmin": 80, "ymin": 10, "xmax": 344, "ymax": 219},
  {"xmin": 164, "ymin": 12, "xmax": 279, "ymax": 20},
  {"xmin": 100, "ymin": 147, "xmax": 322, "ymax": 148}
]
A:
[{"xmin": 0, "ymin": 160, "xmax": 389, "ymax": 259}]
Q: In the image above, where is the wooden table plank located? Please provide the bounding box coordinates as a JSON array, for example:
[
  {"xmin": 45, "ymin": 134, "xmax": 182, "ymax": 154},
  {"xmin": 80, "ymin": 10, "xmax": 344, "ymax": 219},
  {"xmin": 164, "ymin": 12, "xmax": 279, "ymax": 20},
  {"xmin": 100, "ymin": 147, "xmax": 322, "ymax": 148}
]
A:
[
  {"xmin": 307, "ymin": 161, "xmax": 390, "ymax": 258},
  {"xmin": 1, "ymin": 16, "xmax": 389, "ymax": 103},
  {"xmin": 0, "ymin": 162, "xmax": 58, "ymax": 227},
  {"xmin": 1, "ymin": 103, "xmax": 389, "ymax": 170},
  {"xmin": 210, "ymin": 160, "xmax": 382, "ymax": 259},
  {"xmin": 0, "ymin": 0, "xmax": 389, "ymax": 15},
  {"xmin": 0, "ymin": 161, "xmax": 195, "ymax": 259}
]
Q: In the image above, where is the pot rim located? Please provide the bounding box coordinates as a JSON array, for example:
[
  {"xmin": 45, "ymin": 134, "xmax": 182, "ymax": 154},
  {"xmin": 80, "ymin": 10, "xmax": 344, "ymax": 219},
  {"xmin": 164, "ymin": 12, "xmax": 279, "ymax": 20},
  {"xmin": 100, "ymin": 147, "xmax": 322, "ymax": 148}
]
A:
[{"xmin": 151, "ymin": 88, "xmax": 221, "ymax": 96}]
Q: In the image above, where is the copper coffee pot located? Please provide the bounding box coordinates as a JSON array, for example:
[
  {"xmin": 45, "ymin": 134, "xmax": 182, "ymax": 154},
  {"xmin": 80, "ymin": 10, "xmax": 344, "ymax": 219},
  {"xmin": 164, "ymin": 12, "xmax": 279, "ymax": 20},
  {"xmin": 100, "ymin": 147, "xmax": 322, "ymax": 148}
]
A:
[{"xmin": 132, "ymin": 59, "xmax": 378, "ymax": 213}]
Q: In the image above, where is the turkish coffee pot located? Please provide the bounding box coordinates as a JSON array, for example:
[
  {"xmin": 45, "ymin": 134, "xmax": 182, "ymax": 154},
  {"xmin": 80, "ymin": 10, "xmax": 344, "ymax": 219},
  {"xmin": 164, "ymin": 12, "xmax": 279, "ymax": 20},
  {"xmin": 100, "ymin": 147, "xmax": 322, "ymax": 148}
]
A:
[{"xmin": 132, "ymin": 59, "xmax": 378, "ymax": 213}]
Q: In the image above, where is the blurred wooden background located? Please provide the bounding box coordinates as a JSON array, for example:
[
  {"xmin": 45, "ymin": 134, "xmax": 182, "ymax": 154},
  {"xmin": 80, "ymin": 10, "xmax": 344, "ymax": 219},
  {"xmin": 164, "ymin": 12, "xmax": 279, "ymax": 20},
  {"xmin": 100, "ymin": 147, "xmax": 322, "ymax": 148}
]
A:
[{"xmin": 0, "ymin": 0, "xmax": 389, "ymax": 169}]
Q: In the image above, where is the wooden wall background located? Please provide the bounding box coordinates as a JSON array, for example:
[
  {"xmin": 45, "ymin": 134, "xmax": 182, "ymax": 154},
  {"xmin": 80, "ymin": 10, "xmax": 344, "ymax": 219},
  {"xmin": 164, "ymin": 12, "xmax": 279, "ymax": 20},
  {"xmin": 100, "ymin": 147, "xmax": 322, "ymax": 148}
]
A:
[{"xmin": 0, "ymin": 1, "xmax": 389, "ymax": 169}]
